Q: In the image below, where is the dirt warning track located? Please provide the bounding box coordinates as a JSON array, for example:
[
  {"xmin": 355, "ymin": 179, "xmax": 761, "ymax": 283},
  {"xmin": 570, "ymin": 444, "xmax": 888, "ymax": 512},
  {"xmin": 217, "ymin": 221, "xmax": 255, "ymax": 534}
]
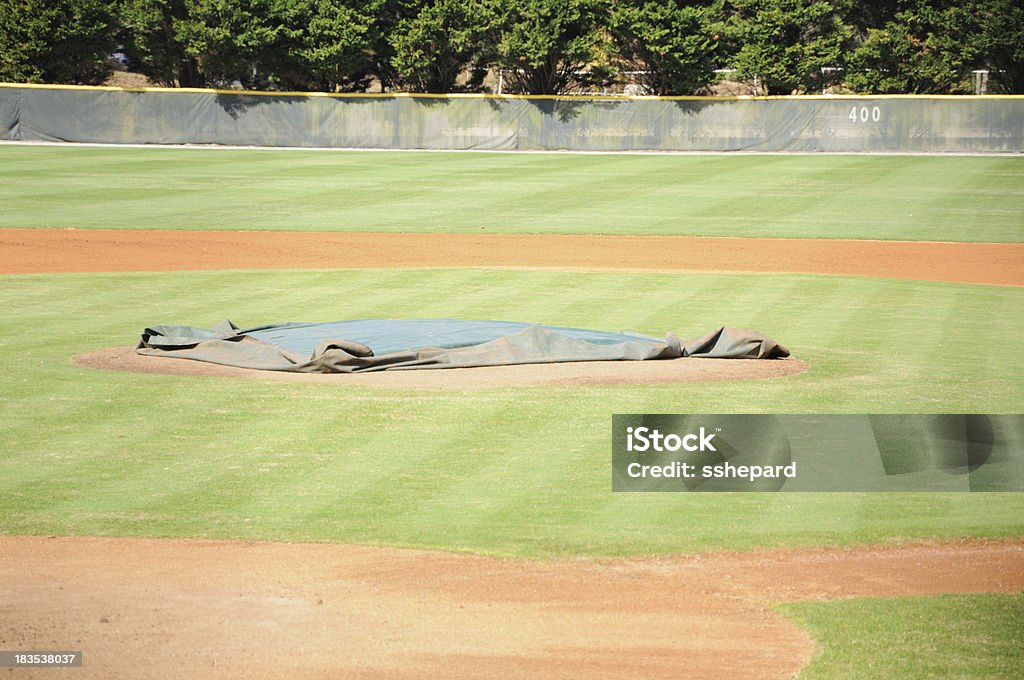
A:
[
  {"xmin": 2, "ymin": 536, "xmax": 1022, "ymax": 680},
  {"xmin": 2, "ymin": 228, "xmax": 1022, "ymax": 285}
]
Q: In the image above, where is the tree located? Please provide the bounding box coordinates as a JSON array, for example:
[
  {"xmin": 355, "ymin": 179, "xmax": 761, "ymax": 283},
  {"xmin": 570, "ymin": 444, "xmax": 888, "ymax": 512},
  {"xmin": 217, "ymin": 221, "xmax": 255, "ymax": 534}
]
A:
[
  {"xmin": 609, "ymin": 0, "xmax": 722, "ymax": 95},
  {"xmin": 173, "ymin": 0, "xmax": 280, "ymax": 88},
  {"xmin": 172, "ymin": 0, "xmax": 377, "ymax": 91},
  {"xmin": 491, "ymin": 0, "xmax": 609, "ymax": 95},
  {"xmin": 119, "ymin": 0, "xmax": 204, "ymax": 87},
  {"xmin": 0, "ymin": 0, "xmax": 118, "ymax": 84},
  {"xmin": 284, "ymin": 0, "xmax": 379, "ymax": 91},
  {"xmin": 846, "ymin": 3, "xmax": 968, "ymax": 94},
  {"xmin": 844, "ymin": 0, "xmax": 902, "ymax": 37},
  {"xmin": 719, "ymin": 0, "xmax": 852, "ymax": 94},
  {"xmin": 947, "ymin": 0, "xmax": 1024, "ymax": 94},
  {"xmin": 389, "ymin": 0, "xmax": 495, "ymax": 93},
  {"xmin": 7, "ymin": 0, "xmax": 1015, "ymax": 94},
  {"xmin": 843, "ymin": 0, "xmax": 1020, "ymax": 95}
]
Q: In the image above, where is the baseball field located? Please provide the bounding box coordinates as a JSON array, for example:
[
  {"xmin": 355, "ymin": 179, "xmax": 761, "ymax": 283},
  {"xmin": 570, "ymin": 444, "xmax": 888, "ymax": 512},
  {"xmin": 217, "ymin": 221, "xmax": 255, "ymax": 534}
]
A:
[{"xmin": 1, "ymin": 144, "xmax": 1023, "ymax": 678}]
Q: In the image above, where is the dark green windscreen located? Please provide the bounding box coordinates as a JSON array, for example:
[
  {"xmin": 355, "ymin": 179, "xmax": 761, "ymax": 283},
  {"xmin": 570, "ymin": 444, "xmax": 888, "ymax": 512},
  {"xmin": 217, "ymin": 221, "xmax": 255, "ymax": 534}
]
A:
[{"xmin": 2, "ymin": 85, "xmax": 1021, "ymax": 153}]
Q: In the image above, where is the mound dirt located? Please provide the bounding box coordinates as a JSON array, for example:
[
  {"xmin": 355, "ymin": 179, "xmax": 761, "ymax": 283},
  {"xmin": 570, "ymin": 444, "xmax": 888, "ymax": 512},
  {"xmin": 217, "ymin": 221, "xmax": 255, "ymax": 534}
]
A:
[
  {"xmin": 74, "ymin": 346, "xmax": 808, "ymax": 389},
  {"xmin": 2, "ymin": 536, "xmax": 1022, "ymax": 680}
]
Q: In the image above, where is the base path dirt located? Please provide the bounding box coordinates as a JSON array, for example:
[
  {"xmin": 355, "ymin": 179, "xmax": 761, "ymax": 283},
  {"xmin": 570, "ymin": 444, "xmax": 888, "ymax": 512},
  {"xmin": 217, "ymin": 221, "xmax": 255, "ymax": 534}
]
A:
[
  {"xmin": 2, "ymin": 228, "xmax": 1022, "ymax": 286},
  {"xmin": 2, "ymin": 536, "xmax": 1022, "ymax": 680}
]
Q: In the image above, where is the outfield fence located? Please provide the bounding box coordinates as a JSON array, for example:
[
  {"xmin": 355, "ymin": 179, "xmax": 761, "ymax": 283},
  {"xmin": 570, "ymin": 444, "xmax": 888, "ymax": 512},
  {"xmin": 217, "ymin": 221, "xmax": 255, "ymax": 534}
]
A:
[{"xmin": 1, "ymin": 83, "xmax": 1022, "ymax": 153}]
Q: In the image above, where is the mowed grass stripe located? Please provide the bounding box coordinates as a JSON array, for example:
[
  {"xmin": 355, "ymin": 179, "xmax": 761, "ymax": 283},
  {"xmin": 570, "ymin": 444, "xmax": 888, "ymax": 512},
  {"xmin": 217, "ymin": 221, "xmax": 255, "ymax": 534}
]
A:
[
  {"xmin": 1, "ymin": 145, "xmax": 1022, "ymax": 241},
  {"xmin": 924, "ymin": 288, "xmax": 1007, "ymax": 402},
  {"xmin": 411, "ymin": 409, "xmax": 604, "ymax": 553},
  {"xmin": 1, "ymin": 268, "xmax": 1023, "ymax": 554},
  {"xmin": 779, "ymin": 593, "xmax": 1024, "ymax": 680}
]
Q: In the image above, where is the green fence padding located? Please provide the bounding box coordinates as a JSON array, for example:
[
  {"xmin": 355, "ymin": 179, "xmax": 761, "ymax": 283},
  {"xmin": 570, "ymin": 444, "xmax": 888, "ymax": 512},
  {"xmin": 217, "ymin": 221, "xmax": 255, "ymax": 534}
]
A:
[{"xmin": 2, "ymin": 85, "xmax": 1021, "ymax": 152}]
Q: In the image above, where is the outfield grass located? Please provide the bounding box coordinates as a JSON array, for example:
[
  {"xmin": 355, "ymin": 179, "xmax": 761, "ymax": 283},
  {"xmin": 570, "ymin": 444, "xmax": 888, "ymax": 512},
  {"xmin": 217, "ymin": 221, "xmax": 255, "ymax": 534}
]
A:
[
  {"xmin": 0, "ymin": 145, "xmax": 1022, "ymax": 241},
  {"xmin": 2, "ymin": 268, "xmax": 1022, "ymax": 556},
  {"xmin": 780, "ymin": 593, "xmax": 1024, "ymax": 679}
]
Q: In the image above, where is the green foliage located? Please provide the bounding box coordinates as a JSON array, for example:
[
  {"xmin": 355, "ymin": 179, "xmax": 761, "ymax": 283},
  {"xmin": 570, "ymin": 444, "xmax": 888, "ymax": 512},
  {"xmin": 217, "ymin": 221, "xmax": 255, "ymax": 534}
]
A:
[
  {"xmin": 173, "ymin": 0, "xmax": 278, "ymax": 89},
  {"xmin": 843, "ymin": 0, "xmax": 902, "ymax": 33},
  {"xmin": 951, "ymin": 0, "xmax": 1024, "ymax": 94},
  {"xmin": 0, "ymin": 1, "xmax": 45, "ymax": 83},
  {"xmin": 847, "ymin": 1, "xmax": 972, "ymax": 94},
  {"xmin": 609, "ymin": 0, "xmax": 722, "ymax": 95},
  {"xmin": 491, "ymin": 0, "xmax": 610, "ymax": 94},
  {"xmin": 1, "ymin": 0, "xmax": 1020, "ymax": 94},
  {"xmin": 171, "ymin": 0, "xmax": 376, "ymax": 91},
  {"xmin": 0, "ymin": 0, "xmax": 118, "ymax": 84},
  {"xmin": 389, "ymin": 0, "xmax": 496, "ymax": 93},
  {"xmin": 286, "ymin": 0, "xmax": 380, "ymax": 91},
  {"xmin": 847, "ymin": 0, "xmax": 1024, "ymax": 95},
  {"xmin": 720, "ymin": 0, "xmax": 852, "ymax": 94},
  {"xmin": 118, "ymin": 0, "xmax": 203, "ymax": 87}
]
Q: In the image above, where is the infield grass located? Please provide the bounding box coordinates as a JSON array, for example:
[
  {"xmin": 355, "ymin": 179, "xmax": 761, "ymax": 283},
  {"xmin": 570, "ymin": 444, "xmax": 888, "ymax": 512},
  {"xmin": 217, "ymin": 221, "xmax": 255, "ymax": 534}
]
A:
[
  {"xmin": 1, "ymin": 144, "xmax": 1022, "ymax": 241},
  {"xmin": 780, "ymin": 592, "xmax": 1024, "ymax": 679},
  {"xmin": 2, "ymin": 268, "xmax": 1023, "ymax": 556}
]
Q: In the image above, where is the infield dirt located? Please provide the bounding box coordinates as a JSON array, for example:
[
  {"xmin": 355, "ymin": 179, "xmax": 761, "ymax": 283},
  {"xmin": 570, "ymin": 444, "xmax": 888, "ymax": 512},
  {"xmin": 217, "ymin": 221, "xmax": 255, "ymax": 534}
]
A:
[
  {"xmin": 2, "ymin": 228, "xmax": 1023, "ymax": 286},
  {"xmin": 2, "ymin": 536, "xmax": 1023, "ymax": 680}
]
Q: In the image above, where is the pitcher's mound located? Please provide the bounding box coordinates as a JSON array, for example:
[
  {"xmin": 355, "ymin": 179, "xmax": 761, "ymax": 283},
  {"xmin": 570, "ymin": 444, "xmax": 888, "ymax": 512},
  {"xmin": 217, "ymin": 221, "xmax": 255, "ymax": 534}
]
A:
[{"xmin": 75, "ymin": 346, "xmax": 807, "ymax": 390}]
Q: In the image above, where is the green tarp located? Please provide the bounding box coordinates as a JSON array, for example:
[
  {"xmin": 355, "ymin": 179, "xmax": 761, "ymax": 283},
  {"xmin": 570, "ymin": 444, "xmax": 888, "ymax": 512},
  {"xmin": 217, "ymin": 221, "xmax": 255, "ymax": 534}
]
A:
[{"xmin": 136, "ymin": 319, "xmax": 789, "ymax": 373}]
